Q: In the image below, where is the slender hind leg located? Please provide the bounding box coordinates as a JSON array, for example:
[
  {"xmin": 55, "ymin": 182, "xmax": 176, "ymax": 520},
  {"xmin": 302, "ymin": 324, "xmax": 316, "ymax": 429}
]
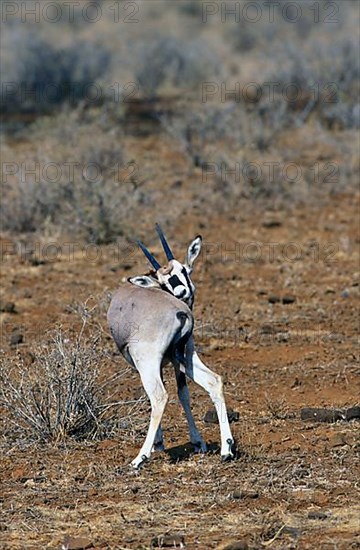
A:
[
  {"xmin": 153, "ymin": 426, "xmax": 165, "ymax": 451},
  {"xmin": 174, "ymin": 364, "xmax": 207, "ymax": 453},
  {"xmin": 131, "ymin": 357, "xmax": 168, "ymax": 468},
  {"xmin": 185, "ymin": 338, "xmax": 235, "ymax": 460}
]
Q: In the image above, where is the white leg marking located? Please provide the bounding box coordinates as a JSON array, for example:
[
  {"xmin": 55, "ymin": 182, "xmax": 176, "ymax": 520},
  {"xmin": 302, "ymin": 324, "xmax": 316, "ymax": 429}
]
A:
[
  {"xmin": 131, "ymin": 361, "xmax": 168, "ymax": 468},
  {"xmin": 185, "ymin": 338, "xmax": 235, "ymax": 459}
]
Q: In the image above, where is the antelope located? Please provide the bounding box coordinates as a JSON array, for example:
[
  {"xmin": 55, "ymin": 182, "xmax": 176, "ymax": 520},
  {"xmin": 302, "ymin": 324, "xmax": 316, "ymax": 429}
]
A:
[{"xmin": 107, "ymin": 224, "xmax": 235, "ymax": 468}]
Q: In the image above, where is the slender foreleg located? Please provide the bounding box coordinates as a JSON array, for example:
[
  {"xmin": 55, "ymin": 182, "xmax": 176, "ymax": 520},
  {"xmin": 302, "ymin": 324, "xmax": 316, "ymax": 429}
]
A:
[{"xmin": 185, "ymin": 337, "xmax": 235, "ymax": 460}]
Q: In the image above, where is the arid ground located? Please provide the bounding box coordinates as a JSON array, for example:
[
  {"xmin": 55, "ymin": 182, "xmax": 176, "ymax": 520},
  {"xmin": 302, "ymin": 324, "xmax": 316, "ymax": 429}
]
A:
[
  {"xmin": 1, "ymin": 1, "xmax": 359, "ymax": 549},
  {"xmin": 1, "ymin": 181, "xmax": 359, "ymax": 549}
]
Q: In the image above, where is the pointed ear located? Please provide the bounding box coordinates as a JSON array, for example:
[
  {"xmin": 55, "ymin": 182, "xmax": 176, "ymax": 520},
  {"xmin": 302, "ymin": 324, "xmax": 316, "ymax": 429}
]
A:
[
  {"xmin": 186, "ymin": 235, "xmax": 202, "ymax": 271},
  {"xmin": 128, "ymin": 275, "xmax": 160, "ymax": 289}
]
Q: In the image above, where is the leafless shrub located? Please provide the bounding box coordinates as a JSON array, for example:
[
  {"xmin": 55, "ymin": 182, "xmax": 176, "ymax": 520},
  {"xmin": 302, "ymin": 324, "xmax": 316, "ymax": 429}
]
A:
[
  {"xmin": 321, "ymin": 102, "xmax": 360, "ymax": 130},
  {"xmin": 1, "ymin": 175, "xmax": 61, "ymax": 234},
  {"xmin": 161, "ymin": 99, "xmax": 288, "ymax": 167},
  {"xmin": 318, "ymin": 40, "xmax": 360, "ymax": 128},
  {"xmin": 0, "ymin": 327, "xmax": 144, "ymax": 443},
  {"xmin": 263, "ymin": 39, "xmax": 359, "ymax": 129},
  {"xmin": 228, "ymin": 22, "xmax": 260, "ymax": 53},
  {"xmin": 0, "ymin": 331, "xmax": 104, "ymax": 441},
  {"xmin": 0, "ymin": 26, "xmax": 111, "ymax": 113},
  {"xmin": 135, "ymin": 36, "xmax": 223, "ymax": 97},
  {"xmin": 0, "ymin": 169, "xmax": 132, "ymax": 244},
  {"xmin": 226, "ymin": 0, "xmax": 343, "ymax": 54},
  {"xmin": 0, "ymin": 119, "xmax": 142, "ymax": 243},
  {"xmin": 160, "ymin": 103, "xmax": 244, "ymax": 165}
]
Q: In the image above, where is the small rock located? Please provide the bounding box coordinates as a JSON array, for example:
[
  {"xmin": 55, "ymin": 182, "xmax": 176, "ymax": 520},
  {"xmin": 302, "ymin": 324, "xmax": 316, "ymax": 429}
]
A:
[
  {"xmin": 282, "ymin": 526, "xmax": 301, "ymax": 538},
  {"xmin": 291, "ymin": 377, "xmax": 301, "ymax": 388},
  {"xmin": 282, "ymin": 295, "xmax": 296, "ymax": 304},
  {"xmin": 300, "ymin": 408, "xmax": 345, "ymax": 423},
  {"xmin": 204, "ymin": 409, "xmax": 220, "ymax": 423},
  {"xmin": 151, "ymin": 534, "xmax": 185, "ymax": 548},
  {"xmin": 232, "ymin": 489, "xmax": 259, "ymax": 500},
  {"xmin": 268, "ymin": 295, "xmax": 281, "ymax": 304},
  {"xmin": 0, "ymin": 301, "xmax": 17, "ymax": 313},
  {"xmin": 345, "ymin": 406, "xmax": 360, "ymax": 421},
  {"xmin": 257, "ymin": 289, "xmax": 267, "ymax": 296},
  {"xmin": 340, "ymin": 289, "xmax": 350, "ymax": 298},
  {"xmin": 204, "ymin": 408, "xmax": 239, "ymax": 424},
  {"xmin": 308, "ymin": 511, "xmax": 328, "ymax": 521},
  {"xmin": 10, "ymin": 332, "xmax": 23, "ymax": 346},
  {"xmin": 262, "ymin": 220, "xmax": 282, "ymax": 228},
  {"xmin": 172, "ymin": 180, "xmax": 182, "ymax": 188},
  {"xmin": 30, "ymin": 256, "xmax": 46, "ymax": 266},
  {"xmin": 325, "ymin": 287, "xmax": 336, "ymax": 294},
  {"xmin": 62, "ymin": 535, "xmax": 93, "ymax": 550},
  {"xmin": 328, "ymin": 433, "xmax": 348, "ymax": 448}
]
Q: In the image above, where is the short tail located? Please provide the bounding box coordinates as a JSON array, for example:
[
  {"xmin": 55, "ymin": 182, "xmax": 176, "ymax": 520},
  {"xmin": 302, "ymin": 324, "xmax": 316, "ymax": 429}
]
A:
[{"xmin": 172, "ymin": 311, "xmax": 193, "ymax": 364}]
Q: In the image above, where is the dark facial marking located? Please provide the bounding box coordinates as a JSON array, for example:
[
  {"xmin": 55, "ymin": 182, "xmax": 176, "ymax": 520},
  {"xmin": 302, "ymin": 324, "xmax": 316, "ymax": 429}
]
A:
[
  {"xmin": 168, "ymin": 274, "xmax": 182, "ymax": 289},
  {"xmin": 181, "ymin": 267, "xmax": 193, "ymax": 290}
]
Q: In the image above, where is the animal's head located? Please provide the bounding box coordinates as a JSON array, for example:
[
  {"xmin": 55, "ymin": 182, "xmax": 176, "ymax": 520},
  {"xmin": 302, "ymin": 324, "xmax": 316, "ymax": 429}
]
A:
[{"xmin": 128, "ymin": 224, "xmax": 202, "ymax": 308}]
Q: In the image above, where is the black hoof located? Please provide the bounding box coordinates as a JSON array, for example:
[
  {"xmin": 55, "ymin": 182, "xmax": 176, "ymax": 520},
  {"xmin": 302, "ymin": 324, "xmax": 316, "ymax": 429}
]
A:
[
  {"xmin": 221, "ymin": 453, "xmax": 234, "ymax": 463},
  {"xmin": 221, "ymin": 439, "xmax": 237, "ymax": 462},
  {"xmin": 192, "ymin": 441, "xmax": 208, "ymax": 454},
  {"xmin": 131, "ymin": 454, "xmax": 148, "ymax": 469}
]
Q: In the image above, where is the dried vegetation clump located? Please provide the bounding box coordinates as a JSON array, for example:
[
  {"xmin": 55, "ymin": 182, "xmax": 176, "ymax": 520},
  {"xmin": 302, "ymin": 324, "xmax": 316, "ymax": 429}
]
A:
[
  {"xmin": 1, "ymin": 1, "xmax": 359, "ymax": 239},
  {"xmin": 0, "ymin": 25, "xmax": 110, "ymax": 114},
  {"xmin": 0, "ymin": 330, "xmax": 107, "ymax": 442},
  {"xmin": 0, "ymin": 113, "xmax": 144, "ymax": 242},
  {"xmin": 0, "ymin": 322, "xmax": 146, "ymax": 443},
  {"xmin": 135, "ymin": 35, "xmax": 224, "ymax": 97}
]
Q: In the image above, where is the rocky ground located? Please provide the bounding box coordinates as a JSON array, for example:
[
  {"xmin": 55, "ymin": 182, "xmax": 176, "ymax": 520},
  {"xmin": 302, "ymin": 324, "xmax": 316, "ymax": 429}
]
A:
[{"xmin": 1, "ymin": 183, "xmax": 359, "ymax": 549}]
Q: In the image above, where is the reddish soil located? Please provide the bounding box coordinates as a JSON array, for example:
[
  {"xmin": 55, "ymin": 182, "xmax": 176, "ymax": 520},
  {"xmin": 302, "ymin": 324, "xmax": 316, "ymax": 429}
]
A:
[{"xmin": 0, "ymin": 169, "xmax": 359, "ymax": 548}]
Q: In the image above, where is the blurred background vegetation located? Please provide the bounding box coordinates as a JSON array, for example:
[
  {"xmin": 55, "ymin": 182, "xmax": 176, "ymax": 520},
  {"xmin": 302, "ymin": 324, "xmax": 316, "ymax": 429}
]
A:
[{"xmin": 1, "ymin": 0, "xmax": 359, "ymax": 243}]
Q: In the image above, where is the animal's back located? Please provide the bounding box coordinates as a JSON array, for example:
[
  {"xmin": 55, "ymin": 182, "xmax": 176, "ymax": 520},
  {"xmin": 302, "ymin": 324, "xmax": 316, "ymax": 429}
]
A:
[{"xmin": 107, "ymin": 284, "xmax": 192, "ymax": 352}]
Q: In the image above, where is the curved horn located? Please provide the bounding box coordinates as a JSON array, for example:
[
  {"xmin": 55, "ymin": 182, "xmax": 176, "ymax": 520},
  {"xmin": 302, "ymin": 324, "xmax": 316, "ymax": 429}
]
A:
[
  {"xmin": 155, "ymin": 223, "xmax": 174, "ymax": 261},
  {"xmin": 137, "ymin": 240, "xmax": 161, "ymax": 270}
]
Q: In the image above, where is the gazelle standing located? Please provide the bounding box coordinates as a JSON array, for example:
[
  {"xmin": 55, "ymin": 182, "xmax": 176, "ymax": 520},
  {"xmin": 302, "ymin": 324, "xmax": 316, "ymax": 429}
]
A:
[{"xmin": 107, "ymin": 224, "xmax": 235, "ymax": 468}]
